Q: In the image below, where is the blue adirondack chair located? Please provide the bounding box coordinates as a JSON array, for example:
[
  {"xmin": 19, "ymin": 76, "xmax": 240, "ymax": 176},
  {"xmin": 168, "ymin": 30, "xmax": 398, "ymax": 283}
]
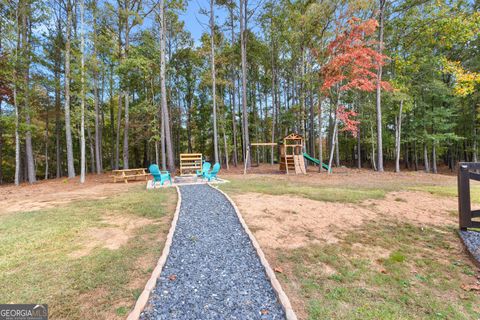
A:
[
  {"xmin": 204, "ymin": 163, "xmax": 220, "ymax": 181},
  {"xmin": 196, "ymin": 162, "xmax": 211, "ymax": 178},
  {"xmin": 148, "ymin": 164, "xmax": 172, "ymax": 185}
]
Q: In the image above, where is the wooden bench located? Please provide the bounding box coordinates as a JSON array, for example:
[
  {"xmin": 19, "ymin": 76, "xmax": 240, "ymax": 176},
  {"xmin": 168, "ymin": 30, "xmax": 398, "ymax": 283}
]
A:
[{"xmin": 111, "ymin": 168, "xmax": 150, "ymax": 183}]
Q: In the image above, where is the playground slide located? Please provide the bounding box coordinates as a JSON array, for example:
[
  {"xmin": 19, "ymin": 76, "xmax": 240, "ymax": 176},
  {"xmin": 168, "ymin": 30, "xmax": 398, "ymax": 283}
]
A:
[{"xmin": 303, "ymin": 152, "xmax": 331, "ymax": 172}]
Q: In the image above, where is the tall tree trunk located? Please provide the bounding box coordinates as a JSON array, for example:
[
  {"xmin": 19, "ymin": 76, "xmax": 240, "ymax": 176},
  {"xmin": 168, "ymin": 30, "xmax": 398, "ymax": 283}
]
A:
[
  {"xmin": 161, "ymin": 111, "xmax": 166, "ymax": 170},
  {"xmin": 44, "ymin": 104, "xmax": 49, "ymax": 179},
  {"xmin": 229, "ymin": 7, "xmax": 238, "ymax": 167},
  {"xmin": 424, "ymin": 143, "xmax": 430, "ymax": 173},
  {"xmin": 123, "ymin": 32, "xmax": 130, "ymax": 169},
  {"xmin": 210, "ymin": 0, "xmax": 219, "ymax": 163},
  {"xmin": 270, "ymin": 14, "xmax": 276, "ymax": 166},
  {"xmin": 109, "ymin": 65, "xmax": 115, "ymax": 169},
  {"xmin": 14, "ymin": 11, "xmax": 20, "ymax": 185},
  {"xmin": 370, "ymin": 122, "xmax": 377, "ymax": 171},
  {"xmin": 55, "ymin": 39, "xmax": 62, "ymax": 178},
  {"xmin": 335, "ymin": 130, "xmax": 340, "ymax": 167},
  {"xmin": 237, "ymin": 76, "xmax": 244, "ymax": 161},
  {"xmin": 240, "ymin": 0, "xmax": 250, "ymax": 167},
  {"xmin": 309, "ymin": 85, "xmax": 315, "ymax": 155},
  {"xmin": 186, "ymin": 94, "xmax": 192, "ymax": 153},
  {"xmin": 21, "ymin": 1, "xmax": 35, "ymax": 183},
  {"xmin": 432, "ymin": 141, "xmax": 437, "ymax": 173},
  {"xmin": 80, "ymin": 0, "xmax": 86, "ymax": 183},
  {"xmin": 93, "ymin": 4, "xmax": 102, "ymax": 174},
  {"xmin": 64, "ymin": 0, "xmax": 75, "ymax": 178},
  {"xmin": 414, "ymin": 140, "xmax": 418, "ymax": 170},
  {"xmin": 270, "ymin": 77, "xmax": 276, "ymax": 165},
  {"xmin": 87, "ymin": 124, "xmax": 95, "ymax": 173},
  {"xmin": 14, "ymin": 84, "xmax": 21, "ymax": 185},
  {"xmin": 300, "ymin": 46, "xmax": 306, "ymax": 140},
  {"xmin": 356, "ymin": 102, "xmax": 361, "ymax": 169},
  {"xmin": 375, "ymin": 0, "xmax": 386, "ymax": 172},
  {"xmin": 100, "ymin": 72, "xmax": 105, "ymax": 170},
  {"xmin": 223, "ymin": 123, "xmax": 229, "ymax": 169},
  {"xmin": 115, "ymin": 93, "xmax": 122, "ymax": 169},
  {"xmin": 123, "ymin": 93, "xmax": 129, "ymax": 168},
  {"xmin": 357, "ymin": 126, "xmax": 361, "ymax": 169},
  {"xmin": 327, "ymin": 117, "xmax": 338, "ymax": 174},
  {"xmin": 318, "ymin": 93, "xmax": 323, "ymax": 172},
  {"xmin": 159, "ymin": 0, "xmax": 175, "ymax": 171},
  {"xmin": 394, "ymin": 99, "xmax": 403, "ymax": 173}
]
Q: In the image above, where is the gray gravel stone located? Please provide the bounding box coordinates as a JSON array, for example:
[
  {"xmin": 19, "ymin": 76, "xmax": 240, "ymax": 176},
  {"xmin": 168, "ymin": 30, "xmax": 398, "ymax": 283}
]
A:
[
  {"xmin": 459, "ymin": 230, "xmax": 480, "ymax": 263},
  {"xmin": 140, "ymin": 184, "xmax": 286, "ymax": 320}
]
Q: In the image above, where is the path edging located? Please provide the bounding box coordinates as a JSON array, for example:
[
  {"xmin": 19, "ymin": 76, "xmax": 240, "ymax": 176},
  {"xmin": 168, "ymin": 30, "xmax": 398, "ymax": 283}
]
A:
[
  {"xmin": 127, "ymin": 186, "xmax": 182, "ymax": 320},
  {"xmin": 209, "ymin": 184, "xmax": 298, "ymax": 320}
]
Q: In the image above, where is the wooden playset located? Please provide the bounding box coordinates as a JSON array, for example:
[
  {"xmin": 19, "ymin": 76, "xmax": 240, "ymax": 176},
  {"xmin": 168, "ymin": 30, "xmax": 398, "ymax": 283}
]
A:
[
  {"xmin": 279, "ymin": 133, "xmax": 306, "ymax": 175},
  {"xmin": 247, "ymin": 133, "xmax": 309, "ymax": 175}
]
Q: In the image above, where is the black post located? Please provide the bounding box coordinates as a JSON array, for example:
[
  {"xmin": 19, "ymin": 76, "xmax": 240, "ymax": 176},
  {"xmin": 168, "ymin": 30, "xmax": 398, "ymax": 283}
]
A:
[{"xmin": 458, "ymin": 163, "xmax": 471, "ymax": 230}]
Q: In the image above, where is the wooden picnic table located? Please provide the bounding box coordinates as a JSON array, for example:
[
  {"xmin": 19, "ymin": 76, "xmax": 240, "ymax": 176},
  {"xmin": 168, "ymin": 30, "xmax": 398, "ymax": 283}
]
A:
[{"xmin": 111, "ymin": 168, "xmax": 150, "ymax": 183}]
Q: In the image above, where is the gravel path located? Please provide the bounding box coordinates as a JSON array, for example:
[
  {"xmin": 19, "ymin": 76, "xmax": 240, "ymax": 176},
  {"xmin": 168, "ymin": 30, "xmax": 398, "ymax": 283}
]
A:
[{"xmin": 140, "ymin": 184, "xmax": 286, "ymax": 320}]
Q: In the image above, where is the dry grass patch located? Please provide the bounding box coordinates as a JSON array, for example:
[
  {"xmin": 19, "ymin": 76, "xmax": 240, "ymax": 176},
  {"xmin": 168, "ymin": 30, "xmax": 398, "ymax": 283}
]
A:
[{"xmin": 231, "ymin": 190, "xmax": 458, "ymax": 251}]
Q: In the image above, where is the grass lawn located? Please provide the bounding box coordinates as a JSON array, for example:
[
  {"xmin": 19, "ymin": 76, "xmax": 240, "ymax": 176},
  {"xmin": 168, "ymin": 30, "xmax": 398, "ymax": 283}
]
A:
[
  {"xmin": 0, "ymin": 185, "xmax": 176, "ymax": 319},
  {"xmin": 410, "ymin": 184, "xmax": 480, "ymax": 204},
  {"xmin": 220, "ymin": 176, "xmax": 386, "ymax": 203}
]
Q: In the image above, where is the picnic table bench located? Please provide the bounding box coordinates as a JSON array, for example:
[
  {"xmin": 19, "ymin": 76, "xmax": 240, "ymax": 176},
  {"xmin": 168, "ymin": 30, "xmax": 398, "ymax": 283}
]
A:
[{"xmin": 111, "ymin": 168, "xmax": 150, "ymax": 183}]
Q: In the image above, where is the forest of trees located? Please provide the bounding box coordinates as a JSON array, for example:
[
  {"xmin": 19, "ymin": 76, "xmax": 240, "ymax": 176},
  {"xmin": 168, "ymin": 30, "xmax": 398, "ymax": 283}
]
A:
[{"xmin": 0, "ymin": 0, "xmax": 479, "ymax": 184}]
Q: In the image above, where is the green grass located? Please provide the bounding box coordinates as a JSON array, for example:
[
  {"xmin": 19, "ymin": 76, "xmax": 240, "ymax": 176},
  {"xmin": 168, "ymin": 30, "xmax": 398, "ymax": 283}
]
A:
[
  {"xmin": 0, "ymin": 186, "xmax": 176, "ymax": 319},
  {"xmin": 220, "ymin": 177, "xmax": 386, "ymax": 203},
  {"xmin": 410, "ymin": 185, "xmax": 480, "ymax": 203},
  {"xmin": 278, "ymin": 221, "xmax": 480, "ymax": 319}
]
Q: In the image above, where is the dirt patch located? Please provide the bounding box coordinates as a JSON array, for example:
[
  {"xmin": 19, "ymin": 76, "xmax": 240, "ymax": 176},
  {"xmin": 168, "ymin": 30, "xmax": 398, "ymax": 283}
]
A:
[
  {"xmin": 231, "ymin": 190, "xmax": 457, "ymax": 251},
  {"xmin": 364, "ymin": 191, "xmax": 457, "ymax": 226},
  {"xmin": 233, "ymin": 193, "xmax": 371, "ymax": 249},
  {"xmin": 0, "ymin": 174, "xmax": 139, "ymax": 215},
  {"xmin": 70, "ymin": 213, "xmax": 153, "ymax": 258}
]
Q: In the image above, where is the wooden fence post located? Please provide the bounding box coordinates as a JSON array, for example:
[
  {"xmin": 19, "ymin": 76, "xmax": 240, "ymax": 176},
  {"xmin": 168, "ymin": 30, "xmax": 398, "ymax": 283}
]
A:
[{"xmin": 458, "ymin": 163, "xmax": 471, "ymax": 230}]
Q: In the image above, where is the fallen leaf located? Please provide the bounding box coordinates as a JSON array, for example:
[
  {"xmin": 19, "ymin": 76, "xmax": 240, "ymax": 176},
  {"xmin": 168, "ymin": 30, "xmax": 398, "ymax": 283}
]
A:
[
  {"xmin": 461, "ymin": 284, "xmax": 480, "ymax": 291},
  {"xmin": 274, "ymin": 267, "xmax": 283, "ymax": 273},
  {"xmin": 260, "ymin": 309, "xmax": 269, "ymax": 315},
  {"xmin": 380, "ymin": 269, "xmax": 387, "ymax": 274},
  {"xmin": 168, "ymin": 274, "xmax": 177, "ymax": 281}
]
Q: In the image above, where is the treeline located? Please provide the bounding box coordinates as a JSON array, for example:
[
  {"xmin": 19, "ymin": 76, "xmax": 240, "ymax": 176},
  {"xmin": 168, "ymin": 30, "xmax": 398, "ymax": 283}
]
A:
[{"xmin": 0, "ymin": 0, "xmax": 479, "ymax": 184}]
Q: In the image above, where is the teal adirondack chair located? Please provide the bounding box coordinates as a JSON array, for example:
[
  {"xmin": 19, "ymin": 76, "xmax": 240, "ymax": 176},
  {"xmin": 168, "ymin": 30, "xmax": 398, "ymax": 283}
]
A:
[
  {"xmin": 149, "ymin": 164, "xmax": 172, "ymax": 185},
  {"xmin": 196, "ymin": 162, "xmax": 211, "ymax": 178},
  {"xmin": 204, "ymin": 163, "xmax": 220, "ymax": 181}
]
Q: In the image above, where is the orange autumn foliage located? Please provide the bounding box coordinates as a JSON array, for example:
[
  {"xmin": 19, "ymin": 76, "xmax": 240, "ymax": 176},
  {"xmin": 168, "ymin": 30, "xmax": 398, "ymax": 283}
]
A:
[
  {"xmin": 321, "ymin": 17, "xmax": 392, "ymax": 136},
  {"xmin": 322, "ymin": 17, "xmax": 392, "ymax": 93}
]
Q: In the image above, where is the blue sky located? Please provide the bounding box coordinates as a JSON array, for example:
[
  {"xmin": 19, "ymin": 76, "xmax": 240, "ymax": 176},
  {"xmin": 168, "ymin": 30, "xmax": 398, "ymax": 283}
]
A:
[{"xmin": 179, "ymin": 0, "xmax": 230, "ymax": 45}]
